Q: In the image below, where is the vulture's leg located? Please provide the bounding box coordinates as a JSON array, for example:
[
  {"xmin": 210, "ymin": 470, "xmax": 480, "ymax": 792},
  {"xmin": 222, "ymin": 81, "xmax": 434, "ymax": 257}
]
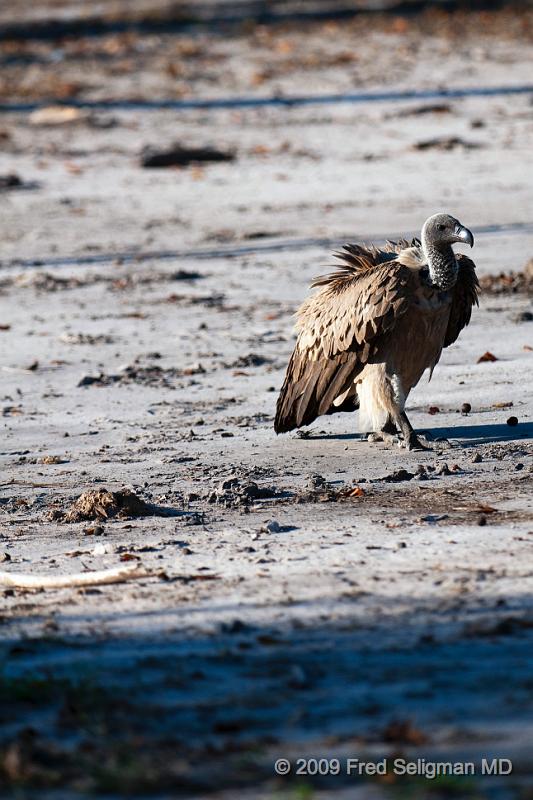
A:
[
  {"xmin": 398, "ymin": 413, "xmax": 445, "ymax": 449},
  {"xmin": 382, "ymin": 418, "xmax": 398, "ymax": 435},
  {"xmin": 396, "ymin": 411, "xmax": 430, "ymax": 451}
]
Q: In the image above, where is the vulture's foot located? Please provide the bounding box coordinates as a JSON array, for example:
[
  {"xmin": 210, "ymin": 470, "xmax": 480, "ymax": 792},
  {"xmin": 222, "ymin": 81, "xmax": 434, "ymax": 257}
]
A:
[
  {"xmin": 413, "ymin": 432, "xmax": 453, "ymax": 450},
  {"xmin": 403, "ymin": 432, "xmax": 432, "ymax": 451},
  {"xmin": 367, "ymin": 430, "xmax": 399, "ymax": 446},
  {"xmin": 366, "ymin": 418, "xmax": 399, "ymax": 446},
  {"xmin": 418, "ymin": 431, "xmax": 453, "ymax": 450},
  {"xmin": 394, "ymin": 412, "xmax": 432, "ymax": 451},
  {"xmin": 402, "ymin": 433, "xmax": 453, "ymax": 451}
]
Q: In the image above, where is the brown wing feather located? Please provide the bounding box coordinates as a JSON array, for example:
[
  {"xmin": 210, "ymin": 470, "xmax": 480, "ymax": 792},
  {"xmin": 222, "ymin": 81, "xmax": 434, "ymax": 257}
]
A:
[
  {"xmin": 274, "ymin": 245, "xmax": 415, "ymax": 433},
  {"xmin": 443, "ymin": 254, "xmax": 479, "ymax": 347}
]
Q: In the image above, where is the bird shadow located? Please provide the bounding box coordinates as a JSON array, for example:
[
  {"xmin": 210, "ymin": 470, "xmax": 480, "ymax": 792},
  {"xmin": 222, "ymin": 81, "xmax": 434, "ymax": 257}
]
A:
[
  {"xmin": 422, "ymin": 422, "xmax": 533, "ymax": 446},
  {"xmin": 310, "ymin": 422, "xmax": 533, "ymax": 446}
]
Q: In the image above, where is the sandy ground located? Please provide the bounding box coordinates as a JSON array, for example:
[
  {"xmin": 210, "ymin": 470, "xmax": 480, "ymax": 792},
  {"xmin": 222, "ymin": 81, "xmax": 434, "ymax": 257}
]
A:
[{"xmin": 0, "ymin": 5, "xmax": 532, "ymax": 798}]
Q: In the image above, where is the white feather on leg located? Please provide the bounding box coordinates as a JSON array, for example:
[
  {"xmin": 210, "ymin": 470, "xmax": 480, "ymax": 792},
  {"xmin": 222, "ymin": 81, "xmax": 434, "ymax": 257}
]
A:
[{"xmin": 356, "ymin": 367, "xmax": 406, "ymax": 433}]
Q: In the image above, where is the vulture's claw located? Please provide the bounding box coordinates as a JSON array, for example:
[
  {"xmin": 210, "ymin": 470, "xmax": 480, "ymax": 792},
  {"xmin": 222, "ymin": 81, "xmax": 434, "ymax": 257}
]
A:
[
  {"xmin": 403, "ymin": 433, "xmax": 432, "ymax": 451},
  {"xmin": 413, "ymin": 433, "xmax": 453, "ymax": 450}
]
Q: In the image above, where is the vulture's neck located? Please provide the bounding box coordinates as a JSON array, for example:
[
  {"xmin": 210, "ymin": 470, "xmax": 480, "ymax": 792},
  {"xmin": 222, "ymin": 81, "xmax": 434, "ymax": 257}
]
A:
[{"xmin": 422, "ymin": 239, "xmax": 458, "ymax": 291}]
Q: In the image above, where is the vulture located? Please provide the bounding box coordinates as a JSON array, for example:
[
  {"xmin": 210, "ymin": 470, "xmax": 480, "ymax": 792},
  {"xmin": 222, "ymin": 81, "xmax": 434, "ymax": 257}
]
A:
[{"xmin": 274, "ymin": 213, "xmax": 479, "ymax": 450}]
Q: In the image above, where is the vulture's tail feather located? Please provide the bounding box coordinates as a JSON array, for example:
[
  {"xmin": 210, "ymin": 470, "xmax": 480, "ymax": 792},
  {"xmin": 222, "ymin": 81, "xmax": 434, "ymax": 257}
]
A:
[
  {"xmin": 274, "ymin": 351, "xmax": 308, "ymax": 433},
  {"xmin": 274, "ymin": 350, "xmax": 359, "ymax": 434}
]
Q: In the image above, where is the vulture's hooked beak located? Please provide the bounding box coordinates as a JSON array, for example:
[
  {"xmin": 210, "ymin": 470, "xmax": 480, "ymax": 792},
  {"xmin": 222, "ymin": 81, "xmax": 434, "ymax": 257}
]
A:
[{"xmin": 455, "ymin": 224, "xmax": 474, "ymax": 248}]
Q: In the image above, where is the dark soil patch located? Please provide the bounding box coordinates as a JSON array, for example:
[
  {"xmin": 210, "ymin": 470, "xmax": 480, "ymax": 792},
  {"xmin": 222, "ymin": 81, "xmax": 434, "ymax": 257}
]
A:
[
  {"xmin": 78, "ymin": 363, "xmax": 205, "ymax": 389},
  {"xmin": 141, "ymin": 144, "xmax": 235, "ymax": 168}
]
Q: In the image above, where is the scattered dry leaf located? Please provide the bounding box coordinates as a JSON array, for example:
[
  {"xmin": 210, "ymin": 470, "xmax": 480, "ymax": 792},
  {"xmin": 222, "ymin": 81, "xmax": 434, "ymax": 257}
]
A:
[
  {"xmin": 119, "ymin": 553, "xmax": 140, "ymax": 562},
  {"xmin": 477, "ymin": 351, "xmax": 498, "ymax": 363},
  {"xmin": 476, "ymin": 503, "xmax": 498, "ymax": 514}
]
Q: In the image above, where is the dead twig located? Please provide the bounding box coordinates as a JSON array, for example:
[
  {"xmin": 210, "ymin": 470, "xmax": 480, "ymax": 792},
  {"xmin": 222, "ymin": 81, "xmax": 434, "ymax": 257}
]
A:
[
  {"xmin": 0, "ymin": 563, "xmax": 153, "ymax": 589},
  {"xmin": 0, "ymin": 479, "xmax": 64, "ymax": 488}
]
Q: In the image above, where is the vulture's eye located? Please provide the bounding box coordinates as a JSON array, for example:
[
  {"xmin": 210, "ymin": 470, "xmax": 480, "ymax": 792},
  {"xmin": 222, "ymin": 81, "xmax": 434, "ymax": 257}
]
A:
[{"xmin": 437, "ymin": 223, "xmax": 445, "ymax": 231}]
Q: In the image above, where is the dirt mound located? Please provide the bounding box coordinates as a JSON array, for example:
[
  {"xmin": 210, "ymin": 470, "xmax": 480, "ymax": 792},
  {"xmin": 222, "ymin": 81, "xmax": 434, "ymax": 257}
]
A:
[
  {"xmin": 63, "ymin": 489, "xmax": 153, "ymax": 522},
  {"xmin": 207, "ymin": 478, "xmax": 280, "ymax": 507}
]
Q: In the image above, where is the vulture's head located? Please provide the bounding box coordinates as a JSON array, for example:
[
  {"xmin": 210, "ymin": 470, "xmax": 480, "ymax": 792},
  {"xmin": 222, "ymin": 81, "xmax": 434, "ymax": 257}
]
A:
[{"xmin": 422, "ymin": 213, "xmax": 474, "ymax": 250}]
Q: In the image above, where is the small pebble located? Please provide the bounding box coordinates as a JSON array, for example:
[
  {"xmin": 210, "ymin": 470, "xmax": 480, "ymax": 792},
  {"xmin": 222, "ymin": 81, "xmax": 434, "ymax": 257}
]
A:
[
  {"xmin": 263, "ymin": 519, "xmax": 281, "ymax": 533},
  {"xmin": 0, "ymin": 552, "xmax": 11, "ymax": 562},
  {"xmin": 416, "ymin": 466, "xmax": 429, "ymax": 481},
  {"xmin": 40, "ymin": 455, "xmax": 62, "ymax": 464},
  {"xmin": 515, "ymin": 463, "xmax": 524, "ymax": 471},
  {"xmin": 307, "ymin": 473, "xmax": 326, "ymax": 489},
  {"xmin": 507, "ymin": 416, "xmax": 518, "ymax": 426},
  {"xmin": 83, "ymin": 525, "xmax": 105, "ymax": 536},
  {"xmin": 478, "ymin": 516, "xmax": 487, "ymax": 527},
  {"xmin": 461, "ymin": 402, "xmax": 471, "ymax": 414},
  {"xmin": 471, "ymin": 453, "xmax": 482, "ymax": 463},
  {"xmin": 435, "ymin": 463, "xmax": 452, "ymax": 476}
]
